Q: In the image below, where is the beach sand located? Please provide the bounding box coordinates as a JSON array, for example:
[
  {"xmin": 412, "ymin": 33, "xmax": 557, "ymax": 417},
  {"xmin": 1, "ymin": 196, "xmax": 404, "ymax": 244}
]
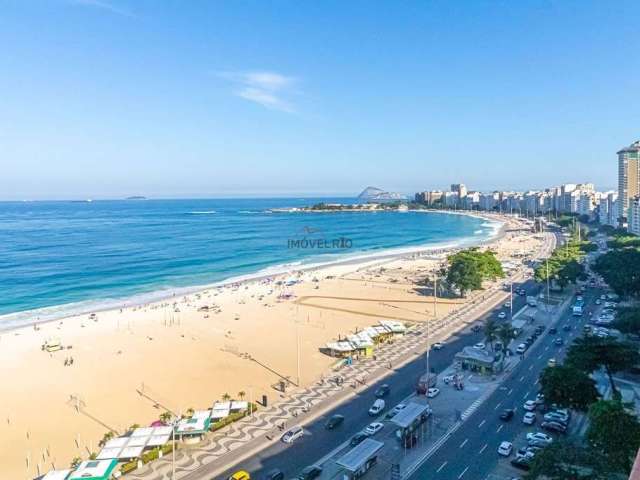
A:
[{"xmin": 0, "ymin": 214, "xmax": 542, "ymax": 479}]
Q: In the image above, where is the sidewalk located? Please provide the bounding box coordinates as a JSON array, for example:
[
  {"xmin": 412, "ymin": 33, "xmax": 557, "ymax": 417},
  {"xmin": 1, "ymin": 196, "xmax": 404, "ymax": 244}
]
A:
[{"xmin": 127, "ymin": 234, "xmax": 557, "ymax": 480}]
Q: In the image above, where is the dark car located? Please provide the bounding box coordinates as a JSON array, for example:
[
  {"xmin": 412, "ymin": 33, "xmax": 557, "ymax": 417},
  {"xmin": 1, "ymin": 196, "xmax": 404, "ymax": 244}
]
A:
[
  {"xmin": 541, "ymin": 421, "xmax": 567, "ymax": 433},
  {"xmin": 562, "ymin": 325, "xmax": 571, "ymax": 332},
  {"xmin": 500, "ymin": 409, "xmax": 515, "ymax": 421},
  {"xmin": 375, "ymin": 384, "xmax": 390, "ymax": 398},
  {"xmin": 511, "ymin": 457, "xmax": 532, "ymax": 471},
  {"xmin": 298, "ymin": 466, "xmax": 323, "ymax": 480},
  {"xmin": 548, "ymin": 327, "xmax": 558, "ymax": 334},
  {"xmin": 264, "ymin": 469, "xmax": 284, "ymax": 480},
  {"xmin": 350, "ymin": 432, "xmax": 367, "ymax": 447},
  {"xmin": 535, "ymin": 326, "xmax": 545, "ymax": 334},
  {"xmin": 554, "ymin": 338, "xmax": 564, "ymax": 346},
  {"xmin": 525, "ymin": 336, "xmax": 534, "ymax": 346},
  {"xmin": 325, "ymin": 414, "xmax": 344, "ymax": 430}
]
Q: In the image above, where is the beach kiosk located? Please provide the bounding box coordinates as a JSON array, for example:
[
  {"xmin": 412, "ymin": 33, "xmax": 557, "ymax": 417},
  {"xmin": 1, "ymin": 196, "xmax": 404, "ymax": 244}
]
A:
[
  {"xmin": 335, "ymin": 438, "xmax": 384, "ymax": 479},
  {"xmin": 323, "ymin": 341, "xmax": 355, "ymax": 358},
  {"xmin": 390, "ymin": 402, "xmax": 432, "ymax": 441},
  {"xmin": 379, "ymin": 320, "xmax": 406, "ymax": 336},
  {"xmin": 454, "ymin": 346, "xmax": 504, "ymax": 375},
  {"xmin": 175, "ymin": 409, "xmax": 212, "ymax": 442},
  {"xmin": 39, "ymin": 470, "xmax": 71, "ymax": 480},
  {"xmin": 347, "ymin": 332, "xmax": 374, "ymax": 357},
  {"xmin": 68, "ymin": 459, "xmax": 117, "ymax": 480}
]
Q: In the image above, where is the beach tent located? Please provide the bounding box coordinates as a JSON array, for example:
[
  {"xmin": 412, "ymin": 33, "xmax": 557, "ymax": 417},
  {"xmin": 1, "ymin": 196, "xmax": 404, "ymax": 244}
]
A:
[
  {"xmin": 96, "ymin": 427, "xmax": 172, "ymax": 460},
  {"xmin": 68, "ymin": 459, "xmax": 117, "ymax": 480},
  {"xmin": 41, "ymin": 470, "xmax": 71, "ymax": 480},
  {"xmin": 379, "ymin": 320, "xmax": 407, "ymax": 335},
  {"xmin": 175, "ymin": 409, "xmax": 212, "ymax": 435}
]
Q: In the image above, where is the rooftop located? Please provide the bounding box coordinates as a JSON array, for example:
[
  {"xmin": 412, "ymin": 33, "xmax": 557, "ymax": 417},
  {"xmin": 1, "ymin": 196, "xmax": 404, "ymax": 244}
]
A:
[
  {"xmin": 336, "ymin": 438, "xmax": 384, "ymax": 472},
  {"xmin": 618, "ymin": 141, "xmax": 640, "ymax": 154}
]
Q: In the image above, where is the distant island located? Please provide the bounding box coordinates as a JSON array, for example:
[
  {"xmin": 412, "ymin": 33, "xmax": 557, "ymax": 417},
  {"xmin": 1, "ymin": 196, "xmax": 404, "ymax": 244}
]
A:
[{"xmin": 125, "ymin": 196, "xmax": 147, "ymax": 200}]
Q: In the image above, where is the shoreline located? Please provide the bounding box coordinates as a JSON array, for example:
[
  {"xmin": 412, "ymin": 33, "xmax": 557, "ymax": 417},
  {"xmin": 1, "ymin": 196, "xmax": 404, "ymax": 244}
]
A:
[{"xmin": 0, "ymin": 210, "xmax": 505, "ymax": 334}]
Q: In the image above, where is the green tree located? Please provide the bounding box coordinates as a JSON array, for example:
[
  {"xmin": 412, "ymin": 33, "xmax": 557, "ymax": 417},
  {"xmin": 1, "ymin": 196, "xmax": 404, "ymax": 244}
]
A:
[
  {"xmin": 159, "ymin": 411, "xmax": 173, "ymax": 424},
  {"xmin": 612, "ymin": 307, "xmax": 640, "ymax": 335},
  {"xmin": 538, "ymin": 365, "xmax": 599, "ymax": 411},
  {"xmin": 237, "ymin": 391, "xmax": 246, "ymax": 401},
  {"xmin": 594, "ymin": 248, "xmax": 640, "ymax": 297},
  {"xmin": 483, "ymin": 318, "xmax": 500, "ymax": 351},
  {"xmin": 496, "ymin": 323, "xmax": 516, "ymax": 350},
  {"xmin": 99, "ymin": 431, "xmax": 115, "ymax": 447},
  {"xmin": 586, "ymin": 400, "xmax": 640, "ymax": 473},
  {"xmin": 445, "ymin": 248, "xmax": 504, "ymax": 296},
  {"xmin": 222, "ymin": 393, "xmax": 231, "ymax": 402},
  {"xmin": 566, "ymin": 336, "xmax": 640, "ymax": 398},
  {"xmin": 526, "ymin": 440, "xmax": 611, "ymax": 480}
]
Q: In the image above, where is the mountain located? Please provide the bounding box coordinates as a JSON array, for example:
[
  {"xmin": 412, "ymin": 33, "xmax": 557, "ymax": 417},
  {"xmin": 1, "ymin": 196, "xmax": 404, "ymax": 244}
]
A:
[{"xmin": 357, "ymin": 186, "xmax": 407, "ymax": 203}]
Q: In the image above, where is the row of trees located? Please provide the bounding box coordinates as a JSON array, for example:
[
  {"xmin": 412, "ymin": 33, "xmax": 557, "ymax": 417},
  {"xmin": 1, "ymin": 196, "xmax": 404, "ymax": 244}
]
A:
[
  {"xmin": 443, "ymin": 248, "xmax": 504, "ymax": 296},
  {"xmin": 533, "ymin": 237, "xmax": 589, "ymax": 290},
  {"xmin": 528, "ymin": 334, "xmax": 640, "ymax": 478}
]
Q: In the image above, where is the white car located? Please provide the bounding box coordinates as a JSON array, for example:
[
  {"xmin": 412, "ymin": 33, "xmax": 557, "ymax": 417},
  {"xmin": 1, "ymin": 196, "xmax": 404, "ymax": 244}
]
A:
[
  {"xmin": 504, "ymin": 302, "xmax": 511, "ymax": 308},
  {"xmin": 387, "ymin": 403, "xmax": 406, "ymax": 418},
  {"xmin": 368, "ymin": 399, "xmax": 385, "ymax": 416},
  {"xmin": 363, "ymin": 422, "xmax": 384, "ymax": 436},
  {"xmin": 427, "ymin": 387, "xmax": 440, "ymax": 398},
  {"xmin": 498, "ymin": 312, "xmax": 507, "ymax": 319},
  {"xmin": 523, "ymin": 400, "xmax": 537, "ymax": 411},
  {"xmin": 595, "ymin": 299, "xmax": 602, "ymax": 305},
  {"xmin": 432, "ymin": 342, "xmax": 444, "ymax": 350},
  {"xmin": 281, "ymin": 426, "xmax": 304, "ymax": 443},
  {"xmin": 498, "ymin": 441, "xmax": 513, "ymax": 456},
  {"xmin": 526, "ymin": 432, "xmax": 553, "ymax": 445},
  {"xmin": 473, "ymin": 342, "xmax": 486, "ymax": 350},
  {"xmin": 600, "ymin": 294, "xmax": 607, "ymax": 300},
  {"xmin": 523, "ymin": 412, "xmax": 536, "ymax": 425},
  {"xmin": 548, "ymin": 358, "xmax": 557, "ymax": 367},
  {"xmin": 442, "ymin": 374, "xmax": 457, "ymax": 384}
]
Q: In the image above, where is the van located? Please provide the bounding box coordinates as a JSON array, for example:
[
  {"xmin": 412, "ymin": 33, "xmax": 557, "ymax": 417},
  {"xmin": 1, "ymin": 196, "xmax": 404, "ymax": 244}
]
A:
[
  {"xmin": 369, "ymin": 399, "xmax": 385, "ymax": 416},
  {"xmin": 516, "ymin": 343, "xmax": 527, "ymax": 354},
  {"xmin": 281, "ymin": 426, "xmax": 303, "ymax": 443}
]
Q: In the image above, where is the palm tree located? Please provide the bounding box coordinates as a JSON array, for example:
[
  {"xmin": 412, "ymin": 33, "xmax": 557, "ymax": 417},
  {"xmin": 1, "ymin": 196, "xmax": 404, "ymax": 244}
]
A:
[
  {"xmin": 222, "ymin": 393, "xmax": 231, "ymax": 402},
  {"xmin": 497, "ymin": 324, "xmax": 516, "ymax": 352},
  {"xmin": 159, "ymin": 411, "xmax": 173, "ymax": 424},
  {"xmin": 484, "ymin": 319, "xmax": 500, "ymax": 351},
  {"xmin": 238, "ymin": 391, "xmax": 246, "ymax": 401},
  {"xmin": 185, "ymin": 407, "xmax": 195, "ymax": 418},
  {"xmin": 99, "ymin": 431, "xmax": 115, "ymax": 447}
]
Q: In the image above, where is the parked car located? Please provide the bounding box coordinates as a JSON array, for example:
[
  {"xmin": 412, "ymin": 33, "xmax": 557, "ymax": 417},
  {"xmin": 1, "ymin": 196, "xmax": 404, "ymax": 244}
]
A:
[
  {"xmin": 363, "ymin": 422, "xmax": 384, "ymax": 436},
  {"xmin": 515, "ymin": 343, "xmax": 527, "ymax": 355},
  {"xmin": 498, "ymin": 441, "xmax": 513, "ymax": 456},
  {"xmin": 562, "ymin": 324, "xmax": 571, "ymax": 332},
  {"xmin": 282, "ymin": 426, "xmax": 304, "ymax": 444},
  {"xmin": 541, "ymin": 421, "xmax": 567, "ymax": 433},
  {"xmin": 297, "ymin": 466, "xmax": 322, "ymax": 480},
  {"xmin": 544, "ymin": 412, "xmax": 569, "ymax": 424},
  {"xmin": 548, "ymin": 327, "xmax": 557, "ymax": 334},
  {"xmin": 263, "ymin": 470, "xmax": 284, "ymax": 480},
  {"xmin": 526, "ymin": 432, "xmax": 553, "ymax": 446},
  {"xmin": 595, "ymin": 298, "xmax": 602, "ymax": 305},
  {"xmin": 498, "ymin": 312, "xmax": 507, "ymax": 319},
  {"xmin": 500, "ymin": 409, "xmax": 516, "ymax": 421},
  {"xmin": 325, "ymin": 414, "xmax": 344, "ymax": 430},
  {"xmin": 535, "ymin": 393, "xmax": 545, "ymax": 404},
  {"xmin": 375, "ymin": 384, "xmax": 390, "ymax": 398},
  {"xmin": 554, "ymin": 337, "xmax": 564, "ymax": 346},
  {"xmin": 350, "ymin": 432, "xmax": 368, "ymax": 446},
  {"xmin": 427, "ymin": 387, "xmax": 440, "ymax": 398},
  {"xmin": 547, "ymin": 358, "xmax": 557, "ymax": 367},
  {"xmin": 523, "ymin": 400, "xmax": 537, "ymax": 411},
  {"xmin": 369, "ymin": 399, "xmax": 385, "ymax": 416},
  {"xmin": 386, "ymin": 403, "xmax": 406, "ymax": 419},
  {"xmin": 523, "ymin": 412, "xmax": 536, "ymax": 425},
  {"xmin": 474, "ymin": 342, "xmax": 486, "ymax": 350},
  {"xmin": 511, "ymin": 457, "xmax": 532, "ymax": 471},
  {"xmin": 432, "ymin": 342, "xmax": 444, "ymax": 350}
]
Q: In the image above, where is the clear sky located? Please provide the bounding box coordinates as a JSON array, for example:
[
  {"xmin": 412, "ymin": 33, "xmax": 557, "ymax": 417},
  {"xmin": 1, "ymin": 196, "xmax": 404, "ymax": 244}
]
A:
[{"xmin": 1, "ymin": 0, "xmax": 638, "ymax": 200}]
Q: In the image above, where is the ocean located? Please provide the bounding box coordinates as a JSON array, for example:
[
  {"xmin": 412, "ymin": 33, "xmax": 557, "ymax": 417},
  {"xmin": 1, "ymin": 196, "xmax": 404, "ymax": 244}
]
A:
[{"xmin": 0, "ymin": 198, "xmax": 500, "ymax": 329}]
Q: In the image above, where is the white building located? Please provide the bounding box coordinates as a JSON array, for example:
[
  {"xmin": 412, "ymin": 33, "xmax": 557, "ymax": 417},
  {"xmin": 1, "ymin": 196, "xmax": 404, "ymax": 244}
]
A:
[{"xmin": 599, "ymin": 191, "xmax": 618, "ymax": 226}]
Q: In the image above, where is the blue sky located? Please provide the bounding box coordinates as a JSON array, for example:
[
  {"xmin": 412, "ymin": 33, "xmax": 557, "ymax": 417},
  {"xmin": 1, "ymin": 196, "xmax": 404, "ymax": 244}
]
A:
[{"xmin": 1, "ymin": 0, "xmax": 638, "ymax": 199}]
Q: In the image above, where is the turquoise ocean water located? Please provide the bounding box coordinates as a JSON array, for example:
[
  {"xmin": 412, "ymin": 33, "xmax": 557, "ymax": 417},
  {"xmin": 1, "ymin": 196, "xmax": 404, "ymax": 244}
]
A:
[{"xmin": 0, "ymin": 198, "xmax": 500, "ymax": 329}]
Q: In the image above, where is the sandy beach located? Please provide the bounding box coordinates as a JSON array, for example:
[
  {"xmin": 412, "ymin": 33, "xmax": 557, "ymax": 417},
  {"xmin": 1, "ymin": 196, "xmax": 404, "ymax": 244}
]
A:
[{"xmin": 0, "ymin": 213, "xmax": 543, "ymax": 479}]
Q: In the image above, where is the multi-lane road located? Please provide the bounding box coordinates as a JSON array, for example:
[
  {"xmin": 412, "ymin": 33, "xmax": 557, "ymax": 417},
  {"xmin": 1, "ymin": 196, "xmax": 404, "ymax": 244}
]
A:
[
  {"xmin": 409, "ymin": 285, "xmax": 598, "ymax": 480},
  {"xmin": 216, "ymin": 277, "xmax": 544, "ymax": 480}
]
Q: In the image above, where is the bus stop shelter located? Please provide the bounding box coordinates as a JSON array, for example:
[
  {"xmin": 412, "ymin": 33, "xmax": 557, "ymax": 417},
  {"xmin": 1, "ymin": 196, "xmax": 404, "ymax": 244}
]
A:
[
  {"xmin": 335, "ymin": 438, "xmax": 384, "ymax": 479},
  {"xmin": 390, "ymin": 402, "xmax": 431, "ymax": 439}
]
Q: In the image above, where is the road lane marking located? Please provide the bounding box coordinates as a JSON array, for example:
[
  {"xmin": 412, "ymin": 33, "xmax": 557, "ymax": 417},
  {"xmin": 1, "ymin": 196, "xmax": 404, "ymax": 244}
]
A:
[
  {"xmin": 494, "ymin": 401, "xmax": 502, "ymax": 410},
  {"xmin": 508, "ymin": 388, "xmax": 513, "ymax": 395},
  {"xmin": 528, "ymin": 365, "xmax": 534, "ymax": 371},
  {"xmin": 478, "ymin": 420, "xmax": 486, "ymax": 428},
  {"xmin": 458, "ymin": 466, "xmax": 469, "ymax": 479},
  {"xmin": 519, "ymin": 375, "xmax": 525, "ymax": 382},
  {"xmin": 459, "ymin": 439, "xmax": 468, "ymax": 448},
  {"xmin": 523, "ymin": 390, "xmax": 530, "ymax": 399},
  {"xmin": 537, "ymin": 354, "xmax": 542, "ymax": 359},
  {"xmin": 479, "ymin": 443, "xmax": 488, "ymax": 454},
  {"xmin": 496, "ymin": 424, "xmax": 503, "ymax": 433},
  {"xmin": 437, "ymin": 461, "xmax": 447, "ymax": 473},
  {"xmin": 544, "ymin": 346, "xmax": 549, "ymax": 351}
]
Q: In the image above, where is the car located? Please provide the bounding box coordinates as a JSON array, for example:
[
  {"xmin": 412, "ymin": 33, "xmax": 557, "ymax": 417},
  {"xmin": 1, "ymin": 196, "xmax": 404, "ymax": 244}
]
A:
[
  {"xmin": 562, "ymin": 324, "xmax": 571, "ymax": 332},
  {"xmin": 515, "ymin": 343, "xmax": 527, "ymax": 354},
  {"xmin": 535, "ymin": 393, "xmax": 545, "ymax": 404},
  {"xmin": 511, "ymin": 457, "xmax": 532, "ymax": 471},
  {"xmin": 504, "ymin": 302, "xmax": 511, "ymax": 308},
  {"xmin": 282, "ymin": 426, "xmax": 304, "ymax": 443},
  {"xmin": 548, "ymin": 327, "xmax": 557, "ymax": 334},
  {"xmin": 443, "ymin": 373, "xmax": 457, "ymax": 384},
  {"xmin": 595, "ymin": 298, "xmax": 602, "ymax": 305},
  {"xmin": 535, "ymin": 325, "xmax": 545, "ymax": 334},
  {"xmin": 544, "ymin": 412, "xmax": 569, "ymax": 425},
  {"xmin": 554, "ymin": 337, "xmax": 564, "ymax": 346},
  {"xmin": 432, "ymin": 342, "xmax": 444, "ymax": 350},
  {"xmin": 350, "ymin": 432, "xmax": 368, "ymax": 446},
  {"xmin": 325, "ymin": 414, "xmax": 344, "ymax": 430},
  {"xmin": 525, "ymin": 336, "xmax": 534, "ymax": 346},
  {"xmin": 229, "ymin": 471, "xmax": 250, "ymax": 480},
  {"xmin": 547, "ymin": 358, "xmax": 557, "ymax": 367},
  {"xmin": 518, "ymin": 290, "xmax": 526, "ymax": 296},
  {"xmin": 541, "ymin": 421, "xmax": 567, "ymax": 433},
  {"xmin": 526, "ymin": 432, "xmax": 553, "ymax": 445},
  {"xmin": 498, "ymin": 312, "xmax": 507, "ymax": 319},
  {"xmin": 500, "ymin": 409, "xmax": 515, "ymax": 421},
  {"xmin": 473, "ymin": 342, "xmax": 486, "ymax": 350},
  {"xmin": 600, "ymin": 294, "xmax": 607, "ymax": 300},
  {"xmin": 374, "ymin": 384, "xmax": 390, "ymax": 398},
  {"xmin": 297, "ymin": 466, "xmax": 322, "ymax": 480},
  {"xmin": 263, "ymin": 470, "xmax": 284, "ymax": 480},
  {"xmin": 471, "ymin": 325, "xmax": 482, "ymax": 333},
  {"xmin": 426, "ymin": 387, "xmax": 440, "ymax": 398},
  {"xmin": 386, "ymin": 403, "xmax": 406, "ymax": 419},
  {"xmin": 369, "ymin": 399, "xmax": 385, "ymax": 416},
  {"xmin": 363, "ymin": 422, "xmax": 384, "ymax": 436},
  {"xmin": 523, "ymin": 412, "xmax": 536, "ymax": 425},
  {"xmin": 517, "ymin": 445, "xmax": 542, "ymax": 457},
  {"xmin": 498, "ymin": 441, "xmax": 513, "ymax": 456},
  {"xmin": 523, "ymin": 400, "xmax": 537, "ymax": 411}
]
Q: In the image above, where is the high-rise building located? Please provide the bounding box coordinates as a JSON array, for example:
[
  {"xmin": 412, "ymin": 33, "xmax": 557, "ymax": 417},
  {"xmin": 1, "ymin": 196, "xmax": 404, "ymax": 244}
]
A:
[
  {"xmin": 629, "ymin": 196, "xmax": 640, "ymax": 236},
  {"xmin": 618, "ymin": 141, "xmax": 640, "ymax": 226},
  {"xmin": 450, "ymin": 184, "xmax": 467, "ymax": 200},
  {"xmin": 599, "ymin": 192, "xmax": 618, "ymax": 226}
]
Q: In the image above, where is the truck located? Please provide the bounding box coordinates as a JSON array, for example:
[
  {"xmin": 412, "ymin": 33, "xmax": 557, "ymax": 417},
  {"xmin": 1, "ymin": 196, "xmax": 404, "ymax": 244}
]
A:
[
  {"xmin": 526, "ymin": 296, "xmax": 538, "ymax": 307},
  {"xmin": 416, "ymin": 372, "xmax": 438, "ymax": 395},
  {"xmin": 572, "ymin": 305, "xmax": 583, "ymax": 316}
]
